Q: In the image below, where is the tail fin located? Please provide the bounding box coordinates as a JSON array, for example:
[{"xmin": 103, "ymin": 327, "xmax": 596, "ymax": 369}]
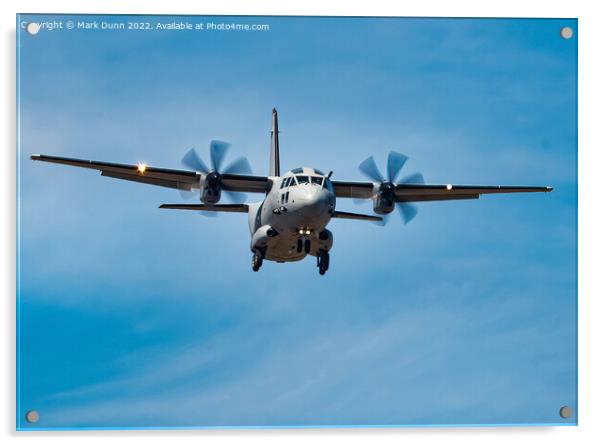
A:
[{"xmin": 270, "ymin": 108, "xmax": 280, "ymax": 176}]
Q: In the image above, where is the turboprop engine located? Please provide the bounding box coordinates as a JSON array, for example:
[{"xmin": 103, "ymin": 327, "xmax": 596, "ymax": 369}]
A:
[{"xmin": 180, "ymin": 140, "xmax": 252, "ymax": 204}]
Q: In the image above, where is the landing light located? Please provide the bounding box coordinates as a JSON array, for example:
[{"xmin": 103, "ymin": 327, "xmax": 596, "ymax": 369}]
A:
[
  {"xmin": 446, "ymin": 184, "xmax": 452, "ymax": 190},
  {"xmin": 137, "ymin": 162, "xmax": 147, "ymax": 174},
  {"xmin": 305, "ymin": 229, "xmax": 311, "ymax": 235}
]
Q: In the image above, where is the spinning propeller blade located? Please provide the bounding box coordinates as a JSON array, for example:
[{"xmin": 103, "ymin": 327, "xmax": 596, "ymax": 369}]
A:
[
  {"xmin": 358, "ymin": 156, "xmax": 384, "ymax": 183},
  {"xmin": 221, "ymin": 156, "xmax": 252, "ymax": 202},
  {"xmin": 223, "ymin": 157, "xmax": 252, "ymax": 175},
  {"xmin": 181, "ymin": 147, "xmax": 209, "ymax": 173},
  {"xmin": 399, "ymin": 172, "xmax": 424, "ymax": 185},
  {"xmin": 180, "ymin": 141, "xmax": 252, "ymax": 206},
  {"xmin": 358, "ymin": 151, "xmax": 424, "ymax": 225},
  {"xmin": 387, "ymin": 151, "xmax": 408, "ymax": 183},
  {"xmin": 398, "ymin": 203, "xmax": 418, "ymax": 224},
  {"xmin": 210, "ymin": 140, "xmax": 230, "ymax": 172}
]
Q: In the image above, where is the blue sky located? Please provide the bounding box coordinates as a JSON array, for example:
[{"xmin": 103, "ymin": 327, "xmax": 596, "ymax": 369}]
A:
[{"xmin": 17, "ymin": 15, "xmax": 577, "ymax": 429}]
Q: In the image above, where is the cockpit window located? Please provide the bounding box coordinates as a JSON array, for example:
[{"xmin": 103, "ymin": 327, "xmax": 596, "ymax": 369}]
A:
[
  {"xmin": 314, "ymin": 168, "xmax": 325, "ymax": 175},
  {"xmin": 311, "ymin": 176, "xmax": 323, "ymax": 185},
  {"xmin": 288, "ymin": 176, "xmax": 297, "ymax": 186},
  {"xmin": 296, "ymin": 175, "xmax": 310, "ymax": 185},
  {"xmin": 291, "ymin": 167, "xmax": 304, "ymax": 174}
]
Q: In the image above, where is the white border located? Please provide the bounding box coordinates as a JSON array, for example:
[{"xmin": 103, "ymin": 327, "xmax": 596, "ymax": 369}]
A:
[{"xmin": 3, "ymin": 1, "xmax": 600, "ymax": 444}]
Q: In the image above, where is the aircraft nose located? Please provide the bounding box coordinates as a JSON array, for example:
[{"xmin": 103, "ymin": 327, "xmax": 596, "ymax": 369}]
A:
[
  {"xmin": 298, "ymin": 188, "xmax": 330, "ymax": 214},
  {"xmin": 303, "ymin": 191, "xmax": 320, "ymax": 205}
]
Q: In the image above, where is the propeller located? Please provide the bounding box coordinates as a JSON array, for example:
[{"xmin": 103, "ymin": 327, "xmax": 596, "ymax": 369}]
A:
[
  {"xmin": 180, "ymin": 140, "xmax": 252, "ymax": 204},
  {"xmin": 358, "ymin": 151, "xmax": 424, "ymax": 224}
]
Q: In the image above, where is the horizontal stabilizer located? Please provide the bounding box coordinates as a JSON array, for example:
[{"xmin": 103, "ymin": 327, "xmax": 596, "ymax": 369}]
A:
[
  {"xmin": 159, "ymin": 203, "xmax": 248, "ymax": 213},
  {"xmin": 332, "ymin": 210, "xmax": 383, "ymax": 222}
]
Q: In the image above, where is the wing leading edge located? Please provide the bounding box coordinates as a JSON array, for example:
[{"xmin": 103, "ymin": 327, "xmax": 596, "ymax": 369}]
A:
[
  {"xmin": 332, "ymin": 180, "xmax": 552, "ymax": 203},
  {"xmin": 30, "ymin": 154, "xmax": 270, "ymax": 194}
]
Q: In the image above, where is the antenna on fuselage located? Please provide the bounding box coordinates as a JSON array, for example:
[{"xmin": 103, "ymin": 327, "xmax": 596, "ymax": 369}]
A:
[{"xmin": 270, "ymin": 108, "xmax": 280, "ymax": 177}]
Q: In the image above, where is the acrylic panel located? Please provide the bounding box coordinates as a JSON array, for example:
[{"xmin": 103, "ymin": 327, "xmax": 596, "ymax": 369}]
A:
[{"xmin": 16, "ymin": 14, "xmax": 577, "ymax": 430}]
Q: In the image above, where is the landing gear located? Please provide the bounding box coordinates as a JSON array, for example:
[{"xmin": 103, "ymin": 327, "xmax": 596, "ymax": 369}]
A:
[
  {"xmin": 317, "ymin": 250, "xmax": 330, "ymax": 275},
  {"xmin": 252, "ymin": 251, "xmax": 263, "ymax": 272},
  {"xmin": 304, "ymin": 239, "xmax": 311, "ymax": 254}
]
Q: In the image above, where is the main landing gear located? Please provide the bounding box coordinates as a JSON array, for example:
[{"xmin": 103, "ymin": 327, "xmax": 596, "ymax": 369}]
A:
[
  {"xmin": 317, "ymin": 249, "xmax": 330, "ymax": 275},
  {"xmin": 252, "ymin": 251, "xmax": 264, "ymax": 272}
]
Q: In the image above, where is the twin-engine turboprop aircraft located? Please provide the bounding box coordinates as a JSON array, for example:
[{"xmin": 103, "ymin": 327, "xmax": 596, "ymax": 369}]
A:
[{"xmin": 31, "ymin": 109, "xmax": 552, "ymax": 275}]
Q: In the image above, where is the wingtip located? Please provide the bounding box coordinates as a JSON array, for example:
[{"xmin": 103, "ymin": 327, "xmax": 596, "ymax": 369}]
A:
[
  {"xmin": 546, "ymin": 186, "xmax": 554, "ymax": 192},
  {"xmin": 30, "ymin": 154, "xmax": 41, "ymax": 160}
]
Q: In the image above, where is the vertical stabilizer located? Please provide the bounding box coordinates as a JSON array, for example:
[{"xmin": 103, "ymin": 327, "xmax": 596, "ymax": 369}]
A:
[{"xmin": 270, "ymin": 108, "xmax": 280, "ymax": 176}]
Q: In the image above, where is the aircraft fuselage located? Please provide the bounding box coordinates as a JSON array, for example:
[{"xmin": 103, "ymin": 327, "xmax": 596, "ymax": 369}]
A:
[{"xmin": 248, "ymin": 167, "xmax": 335, "ymax": 264}]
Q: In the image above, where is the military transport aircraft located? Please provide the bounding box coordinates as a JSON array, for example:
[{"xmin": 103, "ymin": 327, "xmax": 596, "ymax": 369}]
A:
[{"xmin": 31, "ymin": 109, "xmax": 552, "ymax": 275}]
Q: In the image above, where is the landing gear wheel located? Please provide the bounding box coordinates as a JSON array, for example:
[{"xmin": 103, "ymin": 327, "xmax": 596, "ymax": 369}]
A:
[
  {"xmin": 252, "ymin": 252, "xmax": 263, "ymax": 272},
  {"xmin": 317, "ymin": 250, "xmax": 330, "ymax": 275}
]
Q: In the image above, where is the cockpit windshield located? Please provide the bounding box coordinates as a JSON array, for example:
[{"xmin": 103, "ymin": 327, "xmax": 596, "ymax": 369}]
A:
[
  {"xmin": 286, "ymin": 174, "xmax": 326, "ymax": 187},
  {"xmin": 294, "ymin": 175, "xmax": 324, "ymax": 186}
]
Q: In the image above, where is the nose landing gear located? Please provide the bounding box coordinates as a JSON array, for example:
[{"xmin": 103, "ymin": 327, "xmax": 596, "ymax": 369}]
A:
[{"xmin": 317, "ymin": 249, "xmax": 330, "ymax": 275}]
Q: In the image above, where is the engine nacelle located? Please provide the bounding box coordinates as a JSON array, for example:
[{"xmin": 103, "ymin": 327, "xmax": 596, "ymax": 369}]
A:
[
  {"xmin": 201, "ymin": 171, "xmax": 222, "ymax": 204},
  {"xmin": 372, "ymin": 182, "xmax": 396, "ymax": 215}
]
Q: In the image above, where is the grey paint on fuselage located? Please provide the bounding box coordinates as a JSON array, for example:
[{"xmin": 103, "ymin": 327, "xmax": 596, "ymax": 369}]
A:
[{"xmin": 248, "ymin": 167, "xmax": 335, "ymax": 262}]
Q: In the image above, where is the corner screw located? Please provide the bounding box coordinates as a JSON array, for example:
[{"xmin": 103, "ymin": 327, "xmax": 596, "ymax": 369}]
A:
[
  {"xmin": 25, "ymin": 410, "xmax": 39, "ymax": 423},
  {"xmin": 559, "ymin": 406, "xmax": 572, "ymax": 419}
]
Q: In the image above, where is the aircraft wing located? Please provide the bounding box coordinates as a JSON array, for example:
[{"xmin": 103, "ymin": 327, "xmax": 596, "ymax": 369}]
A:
[
  {"xmin": 331, "ymin": 181, "xmax": 374, "ymax": 199},
  {"xmin": 30, "ymin": 154, "xmax": 270, "ymax": 194},
  {"xmin": 159, "ymin": 203, "xmax": 248, "ymax": 213},
  {"xmin": 332, "ymin": 180, "xmax": 552, "ymax": 202},
  {"xmin": 394, "ymin": 184, "xmax": 553, "ymax": 202},
  {"xmin": 220, "ymin": 173, "xmax": 270, "ymax": 193}
]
